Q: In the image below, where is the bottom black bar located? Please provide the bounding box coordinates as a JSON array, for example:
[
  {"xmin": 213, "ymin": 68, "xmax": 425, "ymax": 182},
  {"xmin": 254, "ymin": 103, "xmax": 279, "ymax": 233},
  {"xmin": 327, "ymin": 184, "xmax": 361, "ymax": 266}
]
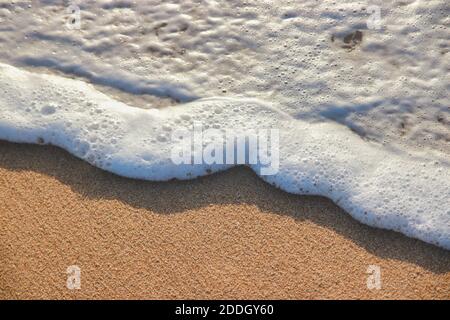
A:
[{"xmin": 1, "ymin": 300, "xmax": 443, "ymax": 318}]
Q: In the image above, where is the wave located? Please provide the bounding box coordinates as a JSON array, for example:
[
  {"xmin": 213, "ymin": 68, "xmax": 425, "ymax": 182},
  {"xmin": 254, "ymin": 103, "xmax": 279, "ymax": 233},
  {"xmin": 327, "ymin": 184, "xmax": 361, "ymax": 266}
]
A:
[{"xmin": 0, "ymin": 62, "xmax": 449, "ymax": 249}]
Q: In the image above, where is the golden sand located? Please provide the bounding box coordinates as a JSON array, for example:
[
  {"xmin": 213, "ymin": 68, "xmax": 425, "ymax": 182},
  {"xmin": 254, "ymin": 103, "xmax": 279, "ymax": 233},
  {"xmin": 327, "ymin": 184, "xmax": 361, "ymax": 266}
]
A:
[{"xmin": 0, "ymin": 141, "xmax": 449, "ymax": 299}]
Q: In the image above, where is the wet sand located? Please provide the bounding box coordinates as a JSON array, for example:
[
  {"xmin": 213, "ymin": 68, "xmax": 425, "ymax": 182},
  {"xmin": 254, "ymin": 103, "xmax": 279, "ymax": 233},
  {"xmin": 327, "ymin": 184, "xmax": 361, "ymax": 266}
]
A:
[{"xmin": 0, "ymin": 141, "xmax": 449, "ymax": 299}]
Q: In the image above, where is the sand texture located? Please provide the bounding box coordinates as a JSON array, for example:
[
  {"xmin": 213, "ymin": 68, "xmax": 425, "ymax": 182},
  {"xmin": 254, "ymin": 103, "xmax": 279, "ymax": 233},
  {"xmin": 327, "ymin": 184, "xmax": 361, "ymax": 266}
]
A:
[{"xmin": 0, "ymin": 141, "xmax": 449, "ymax": 299}]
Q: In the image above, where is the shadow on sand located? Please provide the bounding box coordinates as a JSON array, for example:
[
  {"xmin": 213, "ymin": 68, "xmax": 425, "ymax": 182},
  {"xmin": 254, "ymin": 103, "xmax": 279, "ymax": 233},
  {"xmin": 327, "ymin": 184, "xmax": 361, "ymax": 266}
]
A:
[{"xmin": 1, "ymin": 140, "xmax": 449, "ymax": 273}]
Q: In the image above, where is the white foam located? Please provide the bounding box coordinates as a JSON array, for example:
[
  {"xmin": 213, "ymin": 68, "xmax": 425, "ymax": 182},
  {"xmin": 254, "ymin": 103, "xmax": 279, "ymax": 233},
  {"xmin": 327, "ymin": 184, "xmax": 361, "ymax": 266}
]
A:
[
  {"xmin": 0, "ymin": 62, "xmax": 449, "ymax": 249},
  {"xmin": 2, "ymin": 0, "xmax": 449, "ymax": 153}
]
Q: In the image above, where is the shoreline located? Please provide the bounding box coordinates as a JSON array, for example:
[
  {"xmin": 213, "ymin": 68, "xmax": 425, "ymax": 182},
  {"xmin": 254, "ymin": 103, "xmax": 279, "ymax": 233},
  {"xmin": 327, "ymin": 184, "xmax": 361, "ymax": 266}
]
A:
[{"xmin": 0, "ymin": 141, "xmax": 449, "ymax": 299}]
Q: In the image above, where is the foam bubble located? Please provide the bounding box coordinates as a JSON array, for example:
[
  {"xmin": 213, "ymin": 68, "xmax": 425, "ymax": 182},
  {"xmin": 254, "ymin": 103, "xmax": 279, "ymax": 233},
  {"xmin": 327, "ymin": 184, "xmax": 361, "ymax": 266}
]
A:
[{"xmin": 0, "ymin": 63, "xmax": 449, "ymax": 249}]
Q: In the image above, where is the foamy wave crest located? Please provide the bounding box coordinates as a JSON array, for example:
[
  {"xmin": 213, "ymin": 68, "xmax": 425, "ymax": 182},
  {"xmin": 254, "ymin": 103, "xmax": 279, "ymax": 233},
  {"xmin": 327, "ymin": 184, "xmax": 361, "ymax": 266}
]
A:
[{"xmin": 0, "ymin": 63, "xmax": 449, "ymax": 249}]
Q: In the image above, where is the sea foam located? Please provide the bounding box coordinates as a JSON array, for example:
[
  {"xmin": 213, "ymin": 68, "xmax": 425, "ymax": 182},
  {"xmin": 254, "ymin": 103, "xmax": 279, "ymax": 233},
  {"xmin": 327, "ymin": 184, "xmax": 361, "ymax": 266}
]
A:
[{"xmin": 0, "ymin": 63, "xmax": 449, "ymax": 249}]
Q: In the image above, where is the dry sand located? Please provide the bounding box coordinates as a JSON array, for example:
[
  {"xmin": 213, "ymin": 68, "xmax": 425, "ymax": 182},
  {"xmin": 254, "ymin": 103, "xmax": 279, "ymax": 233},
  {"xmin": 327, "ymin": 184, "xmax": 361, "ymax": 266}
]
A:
[{"xmin": 0, "ymin": 140, "xmax": 449, "ymax": 299}]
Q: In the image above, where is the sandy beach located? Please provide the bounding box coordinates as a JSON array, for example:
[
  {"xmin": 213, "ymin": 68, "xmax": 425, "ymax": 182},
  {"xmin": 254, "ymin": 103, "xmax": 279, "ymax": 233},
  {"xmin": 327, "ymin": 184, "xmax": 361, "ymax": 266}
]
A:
[{"xmin": 0, "ymin": 140, "xmax": 448, "ymax": 300}]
